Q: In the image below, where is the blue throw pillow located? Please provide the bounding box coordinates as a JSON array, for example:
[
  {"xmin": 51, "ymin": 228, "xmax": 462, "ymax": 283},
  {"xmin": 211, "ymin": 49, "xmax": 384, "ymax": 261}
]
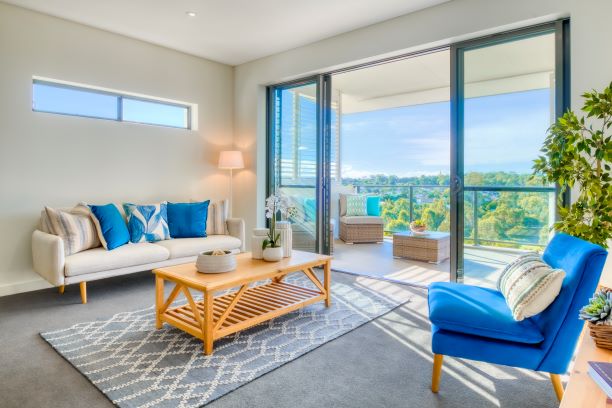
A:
[
  {"xmin": 167, "ymin": 201, "xmax": 210, "ymax": 238},
  {"xmin": 367, "ymin": 196, "xmax": 381, "ymax": 216},
  {"xmin": 123, "ymin": 202, "xmax": 170, "ymax": 243},
  {"xmin": 89, "ymin": 204, "xmax": 130, "ymax": 250}
]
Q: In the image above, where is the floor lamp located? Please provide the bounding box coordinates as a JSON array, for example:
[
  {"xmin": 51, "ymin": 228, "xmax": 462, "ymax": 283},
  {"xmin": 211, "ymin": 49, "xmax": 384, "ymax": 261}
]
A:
[{"xmin": 218, "ymin": 150, "xmax": 244, "ymax": 218}]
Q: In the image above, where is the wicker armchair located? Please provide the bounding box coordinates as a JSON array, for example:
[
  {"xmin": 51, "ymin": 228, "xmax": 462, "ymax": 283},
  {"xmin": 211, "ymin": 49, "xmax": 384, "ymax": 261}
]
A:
[{"xmin": 338, "ymin": 194, "xmax": 384, "ymax": 244}]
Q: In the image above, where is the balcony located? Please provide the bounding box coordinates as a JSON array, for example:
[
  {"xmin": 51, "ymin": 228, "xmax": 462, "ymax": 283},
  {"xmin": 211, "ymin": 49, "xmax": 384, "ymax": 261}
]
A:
[{"xmin": 333, "ymin": 183, "xmax": 556, "ymax": 288}]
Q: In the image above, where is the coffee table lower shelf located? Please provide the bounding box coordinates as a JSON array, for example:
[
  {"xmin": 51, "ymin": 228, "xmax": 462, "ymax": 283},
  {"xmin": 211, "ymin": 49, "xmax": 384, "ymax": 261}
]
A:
[{"xmin": 160, "ymin": 281, "xmax": 325, "ymax": 344}]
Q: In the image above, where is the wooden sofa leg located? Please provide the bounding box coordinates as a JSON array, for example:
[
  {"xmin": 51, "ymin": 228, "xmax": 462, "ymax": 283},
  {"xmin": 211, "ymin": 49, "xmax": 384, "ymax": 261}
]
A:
[
  {"xmin": 550, "ymin": 373, "xmax": 564, "ymax": 401},
  {"xmin": 432, "ymin": 354, "xmax": 444, "ymax": 393},
  {"xmin": 80, "ymin": 281, "xmax": 87, "ymax": 304},
  {"xmin": 58, "ymin": 285, "xmax": 65, "ymax": 295}
]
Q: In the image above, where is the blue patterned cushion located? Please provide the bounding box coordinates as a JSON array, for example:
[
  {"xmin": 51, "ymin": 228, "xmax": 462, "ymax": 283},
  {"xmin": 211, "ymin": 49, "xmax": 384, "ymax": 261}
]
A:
[
  {"xmin": 122, "ymin": 202, "xmax": 170, "ymax": 243},
  {"xmin": 346, "ymin": 195, "xmax": 367, "ymax": 216}
]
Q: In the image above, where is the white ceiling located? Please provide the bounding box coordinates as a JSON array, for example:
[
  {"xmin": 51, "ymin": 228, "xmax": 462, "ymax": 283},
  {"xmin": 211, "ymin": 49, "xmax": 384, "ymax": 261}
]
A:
[
  {"xmin": 3, "ymin": 0, "xmax": 451, "ymax": 66},
  {"xmin": 333, "ymin": 33, "xmax": 555, "ymax": 113}
]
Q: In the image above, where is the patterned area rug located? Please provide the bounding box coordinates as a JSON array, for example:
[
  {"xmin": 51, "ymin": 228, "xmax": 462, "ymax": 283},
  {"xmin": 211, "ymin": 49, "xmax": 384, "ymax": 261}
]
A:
[{"xmin": 41, "ymin": 273, "xmax": 410, "ymax": 408}]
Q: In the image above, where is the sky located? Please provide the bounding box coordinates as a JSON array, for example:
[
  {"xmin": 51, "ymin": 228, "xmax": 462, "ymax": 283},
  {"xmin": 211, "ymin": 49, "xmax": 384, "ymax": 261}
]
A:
[{"xmin": 340, "ymin": 88, "xmax": 551, "ymax": 178}]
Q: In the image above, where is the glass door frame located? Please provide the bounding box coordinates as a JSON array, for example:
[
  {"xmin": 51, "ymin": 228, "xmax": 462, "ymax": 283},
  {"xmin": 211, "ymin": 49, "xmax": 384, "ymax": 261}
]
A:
[
  {"xmin": 449, "ymin": 20, "xmax": 571, "ymax": 282},
  {"xmin": 266, "ymin": 75, "xmax": 333, "ymax": 255}
]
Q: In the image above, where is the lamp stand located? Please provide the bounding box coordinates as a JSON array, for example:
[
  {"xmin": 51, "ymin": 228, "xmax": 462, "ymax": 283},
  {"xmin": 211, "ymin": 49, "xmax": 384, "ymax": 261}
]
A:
[{"xmin": 229, "ymin": 168, "xmax": 233, "ymax": 218}]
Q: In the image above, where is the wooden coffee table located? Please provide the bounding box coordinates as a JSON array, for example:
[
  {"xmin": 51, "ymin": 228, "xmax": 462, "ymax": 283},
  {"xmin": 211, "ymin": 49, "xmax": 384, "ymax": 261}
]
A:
[{"xmin": 153, "ymin": 251, "xmax": 332, "ymax": 355}]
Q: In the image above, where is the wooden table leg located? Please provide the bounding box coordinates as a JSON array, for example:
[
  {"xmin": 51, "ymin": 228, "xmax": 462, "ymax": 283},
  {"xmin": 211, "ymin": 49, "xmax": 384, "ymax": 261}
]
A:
[
  {"xmin": 273, "ymin": 274, "xmax": 287, "ymax": 283},
  {"xmin": 203, "ymin": 290, "xmax": 214, "ymax": 355},
  {"xmin": 324, "ymin": 260, "xmax": 331, "ymax": 307},
  {"xmin": 155, "ymin": 275, "xmax": 164, "ymax": 329}
]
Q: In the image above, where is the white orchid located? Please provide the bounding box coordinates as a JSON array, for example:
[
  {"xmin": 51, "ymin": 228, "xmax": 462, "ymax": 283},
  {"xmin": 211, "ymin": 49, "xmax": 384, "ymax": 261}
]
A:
[
  {"xmin": 264, "ymin": 195, "xmax": 281, "ymax": 219},
  {"xmin": 263, "ymin": 193, "xmax": 297, "ymax": 249}
]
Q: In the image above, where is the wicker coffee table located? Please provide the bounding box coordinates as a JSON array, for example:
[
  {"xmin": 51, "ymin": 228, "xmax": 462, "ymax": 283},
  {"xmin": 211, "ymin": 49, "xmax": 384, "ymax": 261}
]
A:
[
  {"xmin": 153, "ymin": 251, "xmax": 331, "ymax": 355},
  {"xmin": 392, "ymin": 231, "xmax": 450, "ymax": 264}
]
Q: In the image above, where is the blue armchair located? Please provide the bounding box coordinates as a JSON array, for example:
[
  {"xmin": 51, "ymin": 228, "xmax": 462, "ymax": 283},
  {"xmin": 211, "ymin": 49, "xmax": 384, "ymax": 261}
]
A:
[{"xmin": 428, "ymin": 233, "xmax": 608, "ymax": 401}]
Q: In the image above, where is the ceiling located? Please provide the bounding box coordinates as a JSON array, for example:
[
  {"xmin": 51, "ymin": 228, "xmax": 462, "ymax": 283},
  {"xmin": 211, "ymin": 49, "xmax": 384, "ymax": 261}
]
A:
[
  {"xmin": 3, "ymin": 0, "xmax": 451, "ymax": 66},
  {"xmin": 333, "ymin": 33, "xmax": 555, "ymax": 113}
]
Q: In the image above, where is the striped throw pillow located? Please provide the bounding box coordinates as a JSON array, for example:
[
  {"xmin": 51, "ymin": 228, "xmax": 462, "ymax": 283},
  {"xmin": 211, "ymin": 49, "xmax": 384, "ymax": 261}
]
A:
[
  {"xmin": 206, "ymin": 199, "xmax": 228, "ymax": 235},
  {"xmin": 39, "ymin": 209, "xmax": 53, "ymax": 233},
  {"xmin": 497, "ymin": 253, "xmax": 565, "ymax": 321},
  {"xmin": 44, "ymin": 203, "xmax": 101, "ymax": 256}
]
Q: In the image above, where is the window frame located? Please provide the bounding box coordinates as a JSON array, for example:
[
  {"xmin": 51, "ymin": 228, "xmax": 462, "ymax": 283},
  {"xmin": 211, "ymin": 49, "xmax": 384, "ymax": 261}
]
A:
[{"xmin": 32, "ymin": 77, "xmax": 196, "ymax": 130}]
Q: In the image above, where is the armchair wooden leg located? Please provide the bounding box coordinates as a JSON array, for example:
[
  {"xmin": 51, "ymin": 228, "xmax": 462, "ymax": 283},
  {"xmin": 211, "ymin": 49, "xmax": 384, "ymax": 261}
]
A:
[
  {"xmin": 79, "ymin": 281, "xmax": 87, "ymax": 304},
  {"xmin": 432, "ymin": 354, "xmax": 444, "ymax": 393},
  {"xmin": 58, "ymin": 285, "xmax": 65, "ymax": 295},
  {"xmin": 550, "ymin": 373, "xmax": 564, "ymax": 401}
]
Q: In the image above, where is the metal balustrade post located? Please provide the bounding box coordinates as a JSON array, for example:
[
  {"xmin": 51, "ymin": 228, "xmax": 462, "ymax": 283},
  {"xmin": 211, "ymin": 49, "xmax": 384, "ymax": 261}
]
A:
[
  {"xmin": 473, "ymin": 191, "xmax": 479, "ymax": 246},
  {"xmin": 547, "ymin": 190, "xmax": 556, "ymax": 243},
  {"xmin": 409, "ymin": 186, "xmax": 414, "ymax": 222}
]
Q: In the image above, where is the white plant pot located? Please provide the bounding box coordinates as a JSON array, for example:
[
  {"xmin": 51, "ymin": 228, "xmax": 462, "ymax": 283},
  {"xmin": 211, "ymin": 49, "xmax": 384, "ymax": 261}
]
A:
[
  {"xmin": 263, "ymin": 246, "xmax": 283, "ymax": 262},
  {"xmin": 196, "ymin": 250, "xmax": 236, "ymax": 273}
]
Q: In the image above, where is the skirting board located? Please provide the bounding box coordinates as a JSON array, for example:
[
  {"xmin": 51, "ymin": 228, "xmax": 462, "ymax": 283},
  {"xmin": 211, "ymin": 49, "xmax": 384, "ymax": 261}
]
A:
[{"xmin": 0, "ymin": 277, "xmax": 51, "ymax": 297}]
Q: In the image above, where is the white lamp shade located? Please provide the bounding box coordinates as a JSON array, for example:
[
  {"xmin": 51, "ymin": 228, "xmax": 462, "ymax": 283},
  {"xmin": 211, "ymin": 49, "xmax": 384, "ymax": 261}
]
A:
[{"xmin": 218, "ymin": 150, "xmax": 244, "ymax": 169}]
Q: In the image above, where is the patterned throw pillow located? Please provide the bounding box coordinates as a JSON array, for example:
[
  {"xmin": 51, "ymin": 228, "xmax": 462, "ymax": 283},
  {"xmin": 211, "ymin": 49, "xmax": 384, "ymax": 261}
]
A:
[
  {"xmin": 497, "ymin": 253, "xmax": 566, "ymax": 321},
  {"xmin": 345, "ymin": 195, "xmax": 367, "ymax": 216},
  {"xmin": 206, "ymin": 199, "xmax": 229, "ymax": 235},
  {"xmin": 44, "ymin": 203, "xmax": 101, "ymax": 256},
  {"xmin": 123, "ymin": 202, "xmax": 170, "ymax": 243}
]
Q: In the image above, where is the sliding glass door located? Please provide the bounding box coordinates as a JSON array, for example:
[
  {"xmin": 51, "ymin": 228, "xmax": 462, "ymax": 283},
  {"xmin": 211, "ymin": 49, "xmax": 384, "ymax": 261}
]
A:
[
  {"xmin": 267, "ymin": 77, "xmax": 332, "ymax": 254},
  {"xmin": 450, "ymin": 22, "xmax": 569, "ymax": 286},
  {"xmin": 265, "ymin": 21, "xmax": 568, "ymax": 286}
]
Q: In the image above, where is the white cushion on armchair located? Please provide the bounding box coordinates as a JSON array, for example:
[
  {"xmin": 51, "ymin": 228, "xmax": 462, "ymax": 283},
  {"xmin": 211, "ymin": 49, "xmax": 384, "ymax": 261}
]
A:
[{"xmin": 340, "ymin": 216, "xmax": 384, "ymax": 225}]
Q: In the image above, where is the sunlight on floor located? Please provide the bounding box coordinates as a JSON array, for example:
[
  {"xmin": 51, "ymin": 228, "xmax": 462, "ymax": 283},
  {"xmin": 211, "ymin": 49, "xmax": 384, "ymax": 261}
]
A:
[
  {"xmin": 332, "ymin": 239, "xmax": 520, "ymax": 288},
  {"xmin": 370, "ymin": 313, "xmax": 503, "ymax": 406}
]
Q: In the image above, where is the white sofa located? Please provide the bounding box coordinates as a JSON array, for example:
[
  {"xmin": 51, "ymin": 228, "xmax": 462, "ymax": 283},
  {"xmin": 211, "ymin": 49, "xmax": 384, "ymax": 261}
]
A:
[{"xmin": 32, "ymin": 213, "xmax": 245, "ymax": 303}]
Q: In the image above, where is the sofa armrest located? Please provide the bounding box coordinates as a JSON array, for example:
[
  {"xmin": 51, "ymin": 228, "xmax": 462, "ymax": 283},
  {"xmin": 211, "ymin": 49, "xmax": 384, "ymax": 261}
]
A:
[
  {"xmin": 32, "ymin": 229, "xmax": 65, "ymax": 286},
  {"xmin": 226, "ymin": 218, "xmax": 246, "ymax": 252}
]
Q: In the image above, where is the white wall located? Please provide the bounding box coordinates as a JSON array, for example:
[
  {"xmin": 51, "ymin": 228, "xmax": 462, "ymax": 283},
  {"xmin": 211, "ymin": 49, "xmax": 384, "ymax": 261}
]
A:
[
  {"xmin": 0, "ymin": 3, "xmax": 235, "ymax": 295},
  {"xmin": 2, "ymin": 0, "xmax": 611, "ymax": 296},
  {"xmin": 233, "ymin": 0, "xmax": 612, "ymax": 275}
]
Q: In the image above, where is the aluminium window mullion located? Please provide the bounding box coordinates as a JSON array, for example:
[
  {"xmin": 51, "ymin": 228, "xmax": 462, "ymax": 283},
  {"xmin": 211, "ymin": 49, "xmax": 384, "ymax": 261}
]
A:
[{"xmin": 117, "ymin": 95, "xmax": 123, "ymax": 122}]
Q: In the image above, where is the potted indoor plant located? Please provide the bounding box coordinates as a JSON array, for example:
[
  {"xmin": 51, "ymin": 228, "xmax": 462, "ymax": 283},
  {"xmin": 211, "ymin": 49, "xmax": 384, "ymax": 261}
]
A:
[
  {"xmin": 580, "ymin": 288, "xmax": 612, "ymax": 349},
  {"xmin": 532, "ymin": 82, "xmax": 612, "ymax": 248},
  {"xmin": 262, "ymin": 194, "xmax": 295, "ymax": 261},
  {"xmin": 534, "ymin": 83, "xmax": 612, "ymax": 348}
]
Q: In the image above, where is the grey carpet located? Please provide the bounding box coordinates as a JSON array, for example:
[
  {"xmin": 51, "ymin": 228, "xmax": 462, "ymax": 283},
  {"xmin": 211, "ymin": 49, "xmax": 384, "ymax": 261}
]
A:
[
  {"xmin": 40, "ymin": 273, "xmax": 410, "ymax": 408},
  {"xmin": 0, "ymin": 271, "xmax": 559, "ymax": 408}
]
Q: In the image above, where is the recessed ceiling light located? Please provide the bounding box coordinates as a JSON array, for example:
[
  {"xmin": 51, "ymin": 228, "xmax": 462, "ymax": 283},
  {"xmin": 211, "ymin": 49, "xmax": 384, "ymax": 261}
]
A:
[{"xmin": 186, "ymin": 11, "xmax": 197, "ymax": 17}]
